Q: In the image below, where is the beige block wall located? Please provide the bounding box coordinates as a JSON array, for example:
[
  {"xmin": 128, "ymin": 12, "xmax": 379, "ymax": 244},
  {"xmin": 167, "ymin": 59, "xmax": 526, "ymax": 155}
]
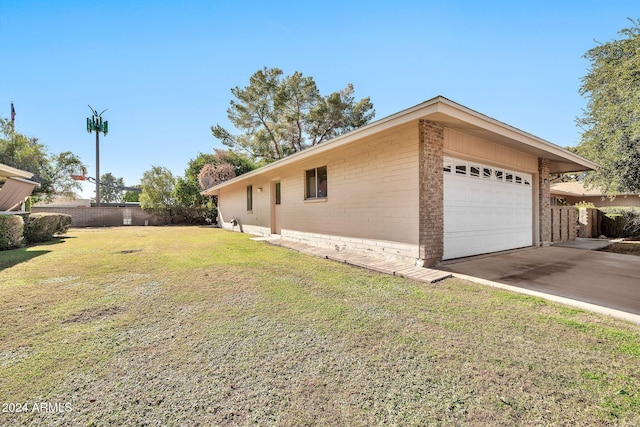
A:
[{"xmin": 218, "ymin": 122, "xmax": 421, "ymax": 245}]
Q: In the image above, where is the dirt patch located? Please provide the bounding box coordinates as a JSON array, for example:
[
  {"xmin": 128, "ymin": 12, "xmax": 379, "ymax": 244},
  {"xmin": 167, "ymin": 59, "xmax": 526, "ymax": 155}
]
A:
[
  {"xmin": 62, "ymin": 306, "xmax": 124, "ymax": 324},
  {"xmin": 599, "ymin": 240, "xmax": 640, "ymax": 256}
]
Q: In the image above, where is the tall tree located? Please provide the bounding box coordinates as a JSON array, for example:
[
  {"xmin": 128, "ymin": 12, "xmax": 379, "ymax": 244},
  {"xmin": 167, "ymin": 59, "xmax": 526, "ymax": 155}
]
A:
[
  {"xmin": 0, "ymin": 118, "xmax": 84, "ymax": 201},
  {"xmin": 99, "ymin": 172, "xmax": 125, "ymax": 203},
  {"xmin": 576, "ymin": 19, "xmax": 640, "ymax": 194},
  {"xmin": 139, "ymin": 166, "xmax": 176, "ymax": 211},
  {"xmin": 212, "ymin": 67, "xmax": 375, "ymax": 162}
]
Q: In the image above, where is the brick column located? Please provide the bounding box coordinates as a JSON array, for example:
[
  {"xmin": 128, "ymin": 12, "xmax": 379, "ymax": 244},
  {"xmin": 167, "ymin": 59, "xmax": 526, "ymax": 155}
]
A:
[
  {"xmin": 419, "ymin": 120, "xmax": 444, "ymax": 267},
  {"xmin": 538, "ymin": 158, "xmax": 551, "ymax": 246}
]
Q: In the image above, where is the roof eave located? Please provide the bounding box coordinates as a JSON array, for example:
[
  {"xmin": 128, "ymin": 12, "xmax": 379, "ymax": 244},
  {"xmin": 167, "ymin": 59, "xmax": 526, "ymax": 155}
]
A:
[{"xmin": 203, "ymin": 96, "xmax": 599, "ymax": 191}]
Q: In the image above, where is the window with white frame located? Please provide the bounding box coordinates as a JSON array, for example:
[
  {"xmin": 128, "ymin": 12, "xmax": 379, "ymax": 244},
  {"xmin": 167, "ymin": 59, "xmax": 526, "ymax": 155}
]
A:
[{"xmin": 305, "ymin": 166, "xmax": 327, "ymax": 199}]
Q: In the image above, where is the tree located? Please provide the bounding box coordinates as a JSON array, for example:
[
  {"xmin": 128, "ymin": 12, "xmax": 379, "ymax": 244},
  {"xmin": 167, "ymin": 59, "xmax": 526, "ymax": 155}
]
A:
[
  {"xmin": 41, "ymin": 151, "xmax": 85, "ymax": 200},
  {"xmin": 99, "ymin": 172, "xmax": 125, "ymax": 203},
  {"xmin": 0, "ymin": 118, "xmax": 85, "ymax": 201},
  {"xmin": 198, "ymin": 163, "xmax": 236, "ymax": 190},
  {"xmin": 122, "ymin": 187, "xmax": 140, "ymax": 203},
  {"xmin": 212, "ymin": 67, "xmax": 375, "ymax": 162},
  {"xmin": 576, "ymin": 19, "xmax": 640, "ymax": 194},
  {"xmin": 139, "ymin": 166, "xmax": 175, "ymax": 211}
]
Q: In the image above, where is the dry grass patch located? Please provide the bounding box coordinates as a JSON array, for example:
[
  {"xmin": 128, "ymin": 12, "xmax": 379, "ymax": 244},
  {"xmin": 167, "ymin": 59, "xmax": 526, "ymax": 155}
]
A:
[
  {"xmin": 1, "ymin": 227, "xmax": 639, "ymax": 426},
  {"xmin": 600, "ymin": 239, "xmax": 640, "ymax": 256}
]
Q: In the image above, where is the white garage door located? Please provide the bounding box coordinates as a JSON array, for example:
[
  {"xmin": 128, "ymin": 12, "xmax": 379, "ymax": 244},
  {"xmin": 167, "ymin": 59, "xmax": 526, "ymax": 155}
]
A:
[{"xmin": 443, "ymin": 157, "xmax": 533, "ymax": 260}]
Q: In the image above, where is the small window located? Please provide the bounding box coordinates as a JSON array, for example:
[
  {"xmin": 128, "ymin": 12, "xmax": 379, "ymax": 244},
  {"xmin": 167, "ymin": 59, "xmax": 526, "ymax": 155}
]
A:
[
  {"xmin": 505, "ymin": 173, "xmax": 514, "ymax": 183},
  {"xmin": 275, "ymin": 182, "xmax": 281, "ymax": 205},
  {"xmin": 246, "ymin": 185, "xmax": 253, "ymax": 211},
  {"xmin": 470, "ymin": 165, "xmax": 481, "ymax": 178},
  {"xmin": 515, "ymin": 175, "xmax": 523, "ymax": 184},
  {"xmin": 442, "ymin": 160, "xmax": 451, "ymax": 173},
  {"xmin": 483, "ymin": 167, "xmax": 492, "ymax": 179},
  {"xmin": 455, "ymin": 164, "xmax": 467, "ymax": 175},
  {"xmin": 524, "ymin": 179, "xmax": 531, "ymax": 186},
  {"xmin": 305, "ymin": 166, "xmax": 327, "ymax": 199},
  {"xmin": 495, "ymin": 170, "xmax": 504, "ymax": 181}
]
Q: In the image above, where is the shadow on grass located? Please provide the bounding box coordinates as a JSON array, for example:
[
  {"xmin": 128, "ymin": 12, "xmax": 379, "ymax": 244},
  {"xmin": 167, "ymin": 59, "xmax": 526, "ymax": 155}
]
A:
[{"xmin": 0, "ymin": 237, "xmax": 70, "ymax": 271}]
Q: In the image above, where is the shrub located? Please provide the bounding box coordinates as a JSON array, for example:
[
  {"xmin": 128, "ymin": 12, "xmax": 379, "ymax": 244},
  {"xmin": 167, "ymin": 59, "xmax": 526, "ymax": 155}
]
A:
[
  {"xmin": 574, "ymin": 201, "xmax": 596, "ymax": 208},
  {"xmin": 24, "ymin": 213, "xmax": 72, "ymax": 243},
  {"xmin": 0, "ymin": 215, "xmax": 25, "ymax": 250},
  {"xmin": 599, "ymin": 207, "xmax": 640, "ymax": 238}
]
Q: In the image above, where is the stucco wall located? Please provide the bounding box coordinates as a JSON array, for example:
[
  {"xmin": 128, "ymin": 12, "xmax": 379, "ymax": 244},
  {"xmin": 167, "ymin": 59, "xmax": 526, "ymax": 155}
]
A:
[
  {"xmin": 562, "ymin": 195, "xmax": 640, "ymax": 208},
  {"xmin": 444, "ymin": 128, "xmax": 539, "ymax": 173}
]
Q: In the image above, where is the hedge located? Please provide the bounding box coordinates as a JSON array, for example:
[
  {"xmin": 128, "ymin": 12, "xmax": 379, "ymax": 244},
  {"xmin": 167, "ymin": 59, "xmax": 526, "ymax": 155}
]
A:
[
  {"xmin": 24, "ymin": 213, "xmax": 72, "ymax": 243},
  {"xmin": 599, "ymin": 207, "xmax": 640, "ymax": 238},
  {"xmin": 0, "ymin": 215, "xmax": 25, "ymax": 250}
]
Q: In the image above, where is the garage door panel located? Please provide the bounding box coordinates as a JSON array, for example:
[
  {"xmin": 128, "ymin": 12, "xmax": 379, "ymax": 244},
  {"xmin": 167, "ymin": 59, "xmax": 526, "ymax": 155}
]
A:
[{"xmin": 443, "ymin": 158, "xmax": 533, "ymax": 260}]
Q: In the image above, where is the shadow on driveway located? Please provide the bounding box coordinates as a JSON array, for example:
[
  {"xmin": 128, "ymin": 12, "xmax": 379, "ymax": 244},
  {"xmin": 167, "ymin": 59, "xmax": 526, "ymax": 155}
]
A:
[{"xmin": 440, "ymin": 245, "xmax": 640, "ymax": 316}]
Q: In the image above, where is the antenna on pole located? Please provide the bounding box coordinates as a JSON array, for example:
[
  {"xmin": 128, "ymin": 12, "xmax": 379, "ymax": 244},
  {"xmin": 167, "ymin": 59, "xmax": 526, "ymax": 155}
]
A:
[{"xmin": 86, "ymin": 106, "xmax": 109, "ymax": 207}]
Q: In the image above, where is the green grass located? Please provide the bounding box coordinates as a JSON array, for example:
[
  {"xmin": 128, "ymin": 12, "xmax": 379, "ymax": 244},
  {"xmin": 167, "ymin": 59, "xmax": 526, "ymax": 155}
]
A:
[{"xmin": 1, "ymin": 226, "xmax": 639, "ymax": 426}]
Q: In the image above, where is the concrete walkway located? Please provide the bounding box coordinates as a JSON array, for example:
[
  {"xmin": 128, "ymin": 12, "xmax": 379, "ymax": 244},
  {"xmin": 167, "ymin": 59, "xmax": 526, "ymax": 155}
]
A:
[{"xmin": 256, "ymin": 237, "xmax": 452, "ymax": 283}]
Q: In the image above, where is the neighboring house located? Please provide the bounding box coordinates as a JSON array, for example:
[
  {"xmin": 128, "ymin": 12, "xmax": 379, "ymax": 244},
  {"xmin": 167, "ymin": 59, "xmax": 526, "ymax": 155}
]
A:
[
  {"xmin": 551, "ymin": 181, "xmax": 640, "ymax": 208},
  {"xmin": 202, "ymin": 96, "xmax": 598, "ymax": 266},
  {"xmin": 0, "ymin": 162, "xmax": 39, "ymax": 213}
]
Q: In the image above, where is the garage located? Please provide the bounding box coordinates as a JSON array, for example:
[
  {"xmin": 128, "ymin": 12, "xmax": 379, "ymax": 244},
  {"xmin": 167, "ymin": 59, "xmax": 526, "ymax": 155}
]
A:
[{"xmin": 443, "ymin": 157, "xmax": 533, "ymax": 260}]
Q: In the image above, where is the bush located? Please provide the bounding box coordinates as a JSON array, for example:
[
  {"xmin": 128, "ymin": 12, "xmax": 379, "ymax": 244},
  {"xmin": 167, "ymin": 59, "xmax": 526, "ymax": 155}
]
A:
[
  {"xmin": 599, "ymin": 207, "xmax": 640, "ymax": 238},
  {"xmin": 24, "ymin": 213, "xmax": 72, "ymax": 243},
  {"xmin": 0, "ymin": 215, "xmax": 25, "ymax": 250}
]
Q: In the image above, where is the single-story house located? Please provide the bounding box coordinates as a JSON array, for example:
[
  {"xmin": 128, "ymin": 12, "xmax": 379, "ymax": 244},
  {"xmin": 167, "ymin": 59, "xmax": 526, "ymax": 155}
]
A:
[
  {"xmin": 0, "ymin": 162, "xmax": 39, "ymax": 213},
  {"xmin": 551, "ymin": 181, "xmax": 640, "ymax": 207},
  {"xmin": 202, "ymin": 96, "xmax": 598, "ymax": 266}
]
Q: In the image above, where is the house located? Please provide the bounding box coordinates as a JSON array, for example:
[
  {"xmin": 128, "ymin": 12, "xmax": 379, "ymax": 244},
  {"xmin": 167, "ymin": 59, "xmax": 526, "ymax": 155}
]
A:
[
  {"xmin": 202, "ymin": 96, "xmax": 598, "ymax": 266},
  {"xmin": 0, "ymin": 162, "xmax": 39, "ymax": 213},
  {"xmin": 551, "ymin": 181, "xmax": 640, "ymax": 208}
]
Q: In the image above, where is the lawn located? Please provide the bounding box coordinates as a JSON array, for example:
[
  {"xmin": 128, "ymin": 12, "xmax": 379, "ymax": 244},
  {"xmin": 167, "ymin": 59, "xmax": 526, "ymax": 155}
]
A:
[{"xmin": 1, "ymin": 227, "xmax": 639, "ymax": 426}]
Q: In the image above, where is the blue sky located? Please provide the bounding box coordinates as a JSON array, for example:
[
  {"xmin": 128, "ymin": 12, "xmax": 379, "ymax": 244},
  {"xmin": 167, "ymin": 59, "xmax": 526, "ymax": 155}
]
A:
[{"xmin": 1, "ymin": 1, "xmax": 639, "ymax": 198}]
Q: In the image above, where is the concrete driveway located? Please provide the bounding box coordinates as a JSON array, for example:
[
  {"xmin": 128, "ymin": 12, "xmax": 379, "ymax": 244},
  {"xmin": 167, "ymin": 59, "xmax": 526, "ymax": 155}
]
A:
[{"xmin": 440, "ymin": 241, "xmax": 640, "ymax": 317}]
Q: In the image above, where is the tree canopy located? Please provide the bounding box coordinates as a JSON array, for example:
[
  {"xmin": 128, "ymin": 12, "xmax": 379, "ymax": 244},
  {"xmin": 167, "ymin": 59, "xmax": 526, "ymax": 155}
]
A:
[
  {"xmin": 99, "ymin": 172, "xmax": 125, "ymax": 203},
  {"xmin": 0, "ymin": 118, "xmax": 84, "ymax": 201},
  {"xmin": 576, "ymin": 19, "xmax": 640, "ymax": 194},
  {"xmin": 139, "ymin": 166, "xmax": 176, "ymax": 210},
  {"xmin": 212, "ymin": 67, "xmax": 375, "ymax": 162}
]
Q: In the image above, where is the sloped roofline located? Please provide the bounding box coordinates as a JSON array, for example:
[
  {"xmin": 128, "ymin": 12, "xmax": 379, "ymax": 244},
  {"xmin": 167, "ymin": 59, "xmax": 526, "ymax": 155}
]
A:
[
  {"xmin": 0, "ymin": 162, "xmax": 34, "ymax": 179},
  {"xmin": 203, "ymin": 96, "xmax": 599, "ymax": 195}
]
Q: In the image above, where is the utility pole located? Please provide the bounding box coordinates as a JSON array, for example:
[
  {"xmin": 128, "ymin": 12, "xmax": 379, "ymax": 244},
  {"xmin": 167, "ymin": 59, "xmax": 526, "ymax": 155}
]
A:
[{"xmin": 86, "ymin": 106, "xmax": 108, "ymax": 207}]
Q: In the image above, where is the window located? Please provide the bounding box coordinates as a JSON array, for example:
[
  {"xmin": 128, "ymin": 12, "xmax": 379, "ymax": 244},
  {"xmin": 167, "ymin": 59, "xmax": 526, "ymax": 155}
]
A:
[
  {"xmin": 483, "ymin": 167, "xmax": 493, "ymax": 179},
  {"xmin": 470, "ymin": 165, "xmax": 481, "ymax": 178},
  {"xmin": 443, "ymin": 159, "xmax": 452, "ymax": 173},
  {"xmin": 246, "ymin": 185, "xmax": 252, "ymax": 211},
  {"xmin": 455, "ymin": 164, "xmax": 467, "ymax": 175},
  {"xmin": 275, "ymin": 182, "xmax": 281, "ymax": 205},
  {"xmin": 305, "ymin": 166, "xmax": 327, "ymax": 199}
]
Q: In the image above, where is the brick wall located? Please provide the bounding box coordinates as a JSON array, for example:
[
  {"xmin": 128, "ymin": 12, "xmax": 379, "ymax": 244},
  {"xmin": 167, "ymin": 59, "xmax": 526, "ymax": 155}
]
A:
[
  {"xmin": 551, "ymin": 206, "xmax": 577, "ymax": 243},
  {"xmin": 31, "ymin": 206, "xmax": 156, "ymax": 227},
  {"xmin": 538, "ymin": 158, "xmax": 551, "ymax": 246},
  {"xmin": 578, "ymin": 207, "xmax": 601, "ymax": 238},
  {"xmin": 418, "ymin": 119, "xmax": 444, "ymax": 267}
]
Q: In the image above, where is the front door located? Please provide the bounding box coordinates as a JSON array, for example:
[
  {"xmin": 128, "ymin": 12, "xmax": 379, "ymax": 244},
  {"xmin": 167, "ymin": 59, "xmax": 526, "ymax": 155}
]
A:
[{"xmin": 271, "ymin": 181, "xmax": 281, "ymax": 234}]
